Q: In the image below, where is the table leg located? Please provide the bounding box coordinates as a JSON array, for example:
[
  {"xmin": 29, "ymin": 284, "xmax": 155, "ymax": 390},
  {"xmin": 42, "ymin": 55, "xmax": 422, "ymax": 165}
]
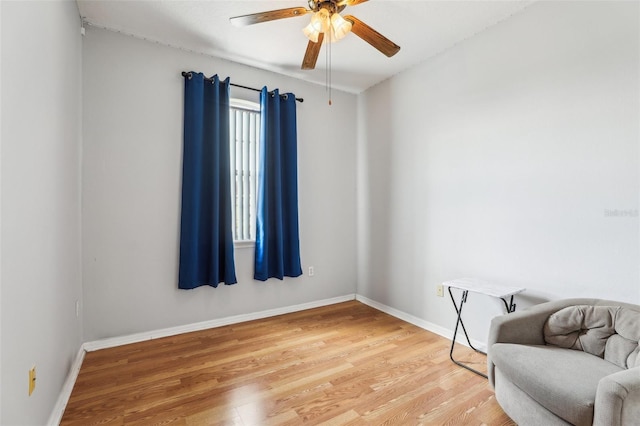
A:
[
  {"xmin": 500, "ymin": 295, "xmax": 516, "ymax": 313},
  {"xmin": 448, "ymin": 286, "xmax": 488, "ymax": 379}
]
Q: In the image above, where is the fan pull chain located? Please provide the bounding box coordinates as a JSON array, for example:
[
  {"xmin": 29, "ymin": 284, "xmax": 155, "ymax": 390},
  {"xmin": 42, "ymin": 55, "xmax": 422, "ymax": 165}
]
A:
[
  {"xmin": 325, "ymin": 34, "xmax": 329, "ymax": 105},
  {"xmin": 329, "ymin": 36, "xmax": 332, "ymax": 106},
  {"xmin": 326, "ymin": 28, "xmax": 332, "ymax": 106}
]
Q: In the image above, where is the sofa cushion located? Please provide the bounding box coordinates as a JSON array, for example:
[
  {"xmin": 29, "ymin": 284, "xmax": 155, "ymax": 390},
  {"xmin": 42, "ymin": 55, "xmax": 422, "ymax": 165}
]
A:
[
  {"xmin": 544, "ymin": 305, "xmax": 640, "ymax": 369},
  {"xmin": 494, "ymin": 368, "xmax": 571, "ymax": 426},
  {"xmin": 491, "ymin": 343, "xmax": 622, "ymax": 426},
  {"xmin": 614, "ymin": 307, "xmax": 640, "ymax": 368}
]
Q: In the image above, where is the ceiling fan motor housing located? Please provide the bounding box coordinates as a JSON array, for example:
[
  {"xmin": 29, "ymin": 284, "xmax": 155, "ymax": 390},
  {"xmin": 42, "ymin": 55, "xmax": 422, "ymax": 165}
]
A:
[{"xmin": 309, "ymin": 0, "xmax": 346, "ymax": 15}]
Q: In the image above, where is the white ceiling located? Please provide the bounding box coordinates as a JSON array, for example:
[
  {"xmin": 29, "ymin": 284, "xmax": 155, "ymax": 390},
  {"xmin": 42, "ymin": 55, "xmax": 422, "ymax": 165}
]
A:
[{"xmin": 76, "ymin": 0, "xmax": 535, "ymax": 93}]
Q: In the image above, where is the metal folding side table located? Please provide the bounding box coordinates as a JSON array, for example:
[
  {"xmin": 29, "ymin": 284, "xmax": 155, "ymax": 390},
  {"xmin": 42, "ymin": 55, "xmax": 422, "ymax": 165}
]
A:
[{"xmin": 443, "ymin": 278, "xmax": 526, "ymax": 378}]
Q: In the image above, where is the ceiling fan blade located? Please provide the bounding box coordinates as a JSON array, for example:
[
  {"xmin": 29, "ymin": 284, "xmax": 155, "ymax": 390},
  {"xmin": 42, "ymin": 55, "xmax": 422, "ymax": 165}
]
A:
[
  {"xmin": 344, "ymin": 15, "xmax": 400, "ymax": 57},
  {"xmin": 337, "ymin": 0, "xmax": 369, "ymax": 7},
  {"xmin": 230, "ymin": 7, "xmax": 310, "ymax": 27},
  {"xmin": 301, "ymin": 33, "xmax": 325, "ymax": 70}
]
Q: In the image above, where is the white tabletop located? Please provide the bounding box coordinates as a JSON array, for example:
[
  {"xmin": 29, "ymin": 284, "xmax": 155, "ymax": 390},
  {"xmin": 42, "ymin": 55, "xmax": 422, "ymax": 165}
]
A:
[{"xmin": 443, "ymin": 278, "xmax": 526, "ymax": 299}]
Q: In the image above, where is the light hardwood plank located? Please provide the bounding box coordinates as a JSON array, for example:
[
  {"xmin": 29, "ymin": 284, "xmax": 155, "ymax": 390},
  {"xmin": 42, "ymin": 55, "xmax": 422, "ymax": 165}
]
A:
[{"xmin": 61, "ymin": 301, "xmax": 514, "ymax": 425}]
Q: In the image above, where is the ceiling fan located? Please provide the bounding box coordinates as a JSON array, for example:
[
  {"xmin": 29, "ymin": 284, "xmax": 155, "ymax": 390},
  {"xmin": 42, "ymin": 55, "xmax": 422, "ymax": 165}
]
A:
[{"xmin": 230, "ymin": 0, "xmax": 401, "ymax": 70}]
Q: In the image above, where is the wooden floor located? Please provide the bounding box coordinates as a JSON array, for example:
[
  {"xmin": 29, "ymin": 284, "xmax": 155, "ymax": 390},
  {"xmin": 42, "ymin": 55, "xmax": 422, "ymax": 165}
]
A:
[{"xmin": 61, "ymin": 301, "xmax": 515, "ymax": 425}]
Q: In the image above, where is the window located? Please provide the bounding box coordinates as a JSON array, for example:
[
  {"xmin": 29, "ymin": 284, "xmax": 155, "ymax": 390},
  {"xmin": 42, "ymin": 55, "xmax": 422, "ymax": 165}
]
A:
[{"xmin": 229, "ymin": 99, "xmax": 260, "ymax": 243}]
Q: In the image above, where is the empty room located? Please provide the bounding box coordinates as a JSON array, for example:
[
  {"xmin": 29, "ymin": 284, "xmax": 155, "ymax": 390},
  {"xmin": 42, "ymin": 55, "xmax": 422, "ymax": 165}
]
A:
[{"xmin": 1, "ymin": 0, "xmax": 638, "ymax": 424}]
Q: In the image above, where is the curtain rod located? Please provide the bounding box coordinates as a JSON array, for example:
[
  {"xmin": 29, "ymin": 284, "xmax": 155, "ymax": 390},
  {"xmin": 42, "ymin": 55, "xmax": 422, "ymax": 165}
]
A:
[{"xmin": 181, "ymin": 72, "xmax": 303, "ymax": 103}]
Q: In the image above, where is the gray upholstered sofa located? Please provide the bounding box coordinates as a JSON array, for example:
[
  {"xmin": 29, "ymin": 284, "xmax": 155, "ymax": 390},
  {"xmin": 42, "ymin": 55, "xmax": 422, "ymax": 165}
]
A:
[{"xmin": 487, "ymin": 298, "xmax": 640, "ymax": 426}]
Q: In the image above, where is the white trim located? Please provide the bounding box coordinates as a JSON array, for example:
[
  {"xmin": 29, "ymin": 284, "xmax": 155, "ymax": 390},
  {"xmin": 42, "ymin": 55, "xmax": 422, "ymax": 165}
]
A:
[
  {"xmin": 355, "ymin": 295, "xmax": 487, "ymax": 352},
  {"xmin": 233, "ymin": 240, "xmax": 255, "ymax": 249},
  {"xmin": 83, "ymin": 294, "xmax": 356, "ymax": 352},
  {"xmin": 47, "ymin": 346, "xmax": 86, "ymax": 425},
  {"xmin": 230, "ymin": 98, "xmax": 260, "ymax": 112}
]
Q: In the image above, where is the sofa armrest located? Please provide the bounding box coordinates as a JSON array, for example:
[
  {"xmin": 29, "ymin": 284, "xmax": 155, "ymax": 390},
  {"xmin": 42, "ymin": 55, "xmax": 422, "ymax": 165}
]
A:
[
  {"xmin": 593, "ymin": 366, "xmax": 640, "ymax": 426},
  {"xmin": 487, "ymin": 298, "xmax": 603, "ymax": 387}
]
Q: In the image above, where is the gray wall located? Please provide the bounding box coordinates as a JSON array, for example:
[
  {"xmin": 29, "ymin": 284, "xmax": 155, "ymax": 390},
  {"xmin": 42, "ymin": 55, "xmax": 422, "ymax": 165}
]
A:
[
  {"xmin": 1, "ymin": 1, "xmax": 83, "ymax": 424},
  {"xmin": 357, "ymin": 1, "xmax": 640, "ymax": 345},
  {"xmin": 81, "ymin": 28, "xmax": 358, "ymax": 341}
]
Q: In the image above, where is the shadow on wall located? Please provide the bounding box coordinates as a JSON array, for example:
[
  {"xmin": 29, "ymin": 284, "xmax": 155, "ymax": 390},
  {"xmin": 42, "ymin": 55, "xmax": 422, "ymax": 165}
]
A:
[{"xmin": 357, "ymin": 80, "xmax": 394, "ymax": 301}]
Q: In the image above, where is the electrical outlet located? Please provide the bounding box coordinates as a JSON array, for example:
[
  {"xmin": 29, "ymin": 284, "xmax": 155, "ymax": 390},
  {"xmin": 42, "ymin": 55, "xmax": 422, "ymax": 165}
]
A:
[
  {"xmin": 436, "ymin": 284, "xmax": 444, "ymax": 297},
  {"xmin": 308, "ymin": 266, "xmax": 314, "ymax": 277},
  {"xmin": 28, "ymin": 366, "xmax": 36, "ymax": 396}
]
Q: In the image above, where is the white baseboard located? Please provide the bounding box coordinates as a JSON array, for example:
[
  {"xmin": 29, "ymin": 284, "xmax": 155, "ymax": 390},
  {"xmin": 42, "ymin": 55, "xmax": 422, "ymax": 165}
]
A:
[
  {"xmin": 355, "ymin": 294, "xmax": 487, "ymax": 352},
  {"xmin": 83, "ymin": 294, "xmax": 356, "ymax": 352},
  {"xmin": 47, "ymin": 345, "xmax": 85, "ymax": 426}
]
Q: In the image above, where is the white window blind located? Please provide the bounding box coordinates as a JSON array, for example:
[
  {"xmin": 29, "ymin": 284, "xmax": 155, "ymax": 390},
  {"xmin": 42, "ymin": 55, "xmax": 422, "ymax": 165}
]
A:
[{"xmin": 229, "ymin": 100, "xmax": 260, "ymax": 242}]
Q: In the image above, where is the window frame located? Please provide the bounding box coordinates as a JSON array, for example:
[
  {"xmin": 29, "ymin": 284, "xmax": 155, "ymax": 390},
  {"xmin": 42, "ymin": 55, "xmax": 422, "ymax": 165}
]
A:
[{"xmin": 229, "ymin": 98, "xmax": 261, "ymax": 247}]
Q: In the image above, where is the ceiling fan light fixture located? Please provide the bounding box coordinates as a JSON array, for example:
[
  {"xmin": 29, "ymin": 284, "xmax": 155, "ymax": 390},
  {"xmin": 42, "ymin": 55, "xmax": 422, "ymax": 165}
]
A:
[
  {"xmin": 330, "ymin": 12, "xmax": 352, "ymax": 42},
  {"xmin": 310, "ymin": 8, "xmax": 331, "ymax": 33},
  {"xmin": 302, "ymin": 22, "xmax": 320, "ymax": 43}
]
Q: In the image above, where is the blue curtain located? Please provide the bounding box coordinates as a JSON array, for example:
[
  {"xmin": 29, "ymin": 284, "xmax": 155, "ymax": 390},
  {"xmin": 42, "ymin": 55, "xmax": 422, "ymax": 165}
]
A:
[
  {"xmin": 179, "ymin": 73, "xmax": 237, "ymax": 289},
  {"xmin": 254, "ymin": 88, "xmax": 303, "ymax": 281}
]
